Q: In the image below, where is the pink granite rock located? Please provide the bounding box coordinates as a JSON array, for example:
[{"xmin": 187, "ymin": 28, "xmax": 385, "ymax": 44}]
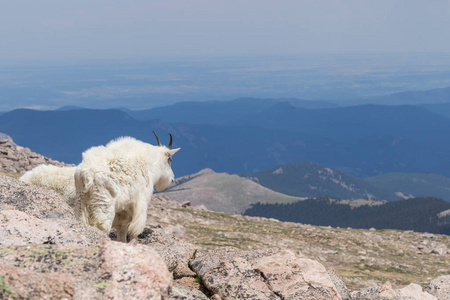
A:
[
  {"xmin": 0, "ymin": 264, "xmax": 74, "ymax": 300},
  {"xmin": 100, "ymin": 241, "xmax": 173, "ymax": 300},
  {"xmin": 253, "ymin": 250, "xmax": 342, "ymax": 300},
  {"xmin": 0, "ymin": 209, "xmax": 87, "ymax": 246},
  {"xmin": 425, "ymin": 275, "xmax": 450, "ymax": 300}
]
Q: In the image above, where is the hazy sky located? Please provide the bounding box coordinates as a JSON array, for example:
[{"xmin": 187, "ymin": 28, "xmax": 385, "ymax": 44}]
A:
[{"xmin": 2, "ymin": 0, "xmax": 450, "ymax": 61}]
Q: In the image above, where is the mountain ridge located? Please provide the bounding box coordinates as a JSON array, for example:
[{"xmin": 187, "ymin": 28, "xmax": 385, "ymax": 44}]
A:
[
  {"xmin": 241, "ymin": 161, "xmax": 399, "ymax": 201},
  {"xmin": 161, "ymin": 168, "xmax": 307, "ymax": 214},
  {"xmin": 3, "ymin": 102, "xmax": 450, "ymax": 177}
]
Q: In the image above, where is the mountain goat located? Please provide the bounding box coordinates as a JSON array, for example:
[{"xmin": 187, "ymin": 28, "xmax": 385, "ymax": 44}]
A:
[
  {"xmin": 74, "ymin": 132, "xmax": 180, "ymax": 242},
  {"xmin": 20, "ymin": 165, "xmax": 77, "ymax": 208}
]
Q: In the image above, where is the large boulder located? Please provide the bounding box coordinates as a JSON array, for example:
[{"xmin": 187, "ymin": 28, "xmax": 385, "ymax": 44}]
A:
[
  {"xmin": 190, "ymin": 247, "xmax": 342, "ymax": 300},
  {"xmin": 253, "ymin": 250, "xmax": 342, "ymax": 299}
]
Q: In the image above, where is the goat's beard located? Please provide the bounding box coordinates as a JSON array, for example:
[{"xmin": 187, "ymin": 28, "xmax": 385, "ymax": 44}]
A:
[{"xmin": 155, "ymin": 177, "xmax": 172, "ymax": 192}]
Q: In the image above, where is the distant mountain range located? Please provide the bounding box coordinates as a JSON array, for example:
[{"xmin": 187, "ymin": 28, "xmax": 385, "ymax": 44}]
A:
[
  {"xmin": 420, "ymin": 102, "xmax": 450, "ymax": 119},
  {"xmin": 3, "ymin": 95, "xmax": 450, "ymax": 178},
  {"xmin": 126, "ymin": 98, "xmax": 337, "ymax": 124},
  {"xmin": 126, "ymin": 98, "xmax": 280, "ymax": 124},
  {"xmin": 353, "ymin": 86, "xmax": 450, "ymax": 106}
]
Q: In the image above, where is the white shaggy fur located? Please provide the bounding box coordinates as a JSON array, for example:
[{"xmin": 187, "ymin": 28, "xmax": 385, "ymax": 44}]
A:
[
  {"xmin": 74, "ymin": 136, "xmax": 180, "ymax": 242},
  {"xmin": 20, "ymin": 165, "xmax": 77, "ymax": 208}
]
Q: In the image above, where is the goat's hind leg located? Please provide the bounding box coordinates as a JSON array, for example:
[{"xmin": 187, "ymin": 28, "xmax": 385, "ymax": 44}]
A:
[
  {"xmin": 86, "ymin": 194, "xmax": 116, "ymax": 235},
  {"xmin": 127, "ymin": 196, "xmax": 148, "ymax": 242},
  {"xmin": 116, "ymin": 228, "xmax": 128, "ymax": 243},
  {"xmin": 113, "ymin": 211, "xmax": 131, "ymax": 243}
]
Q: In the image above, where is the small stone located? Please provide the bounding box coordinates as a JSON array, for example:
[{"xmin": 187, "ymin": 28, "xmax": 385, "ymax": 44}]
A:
[{"xmin": 181, "ymin": 201, "xmax": 191, "ymax": 207}]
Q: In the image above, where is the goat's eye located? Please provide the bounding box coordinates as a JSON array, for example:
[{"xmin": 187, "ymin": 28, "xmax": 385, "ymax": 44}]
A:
[{"xmin": 168, "ymin": 156, "xmax": 172, "ymax": 164}]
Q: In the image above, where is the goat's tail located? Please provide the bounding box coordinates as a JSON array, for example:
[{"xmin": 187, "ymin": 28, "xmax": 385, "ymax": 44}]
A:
[
  {"xmin": 74, "ymin": 168, "xmax": 94, "ymax": 225},
  {"xmin": 128, "ymin": 195, "xmax": 149, "ymax": 240},
  {"xmin": 74, "ymin": 168, "xmax": 94, "ymax": 192}
]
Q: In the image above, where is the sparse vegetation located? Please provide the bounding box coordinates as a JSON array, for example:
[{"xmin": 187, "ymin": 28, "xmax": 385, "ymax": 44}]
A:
[
  {"xmin": 94, "ymin": 281, "xmax": 111, "ymax": 289},
  {"xmin": 0, "ymin": 171, "xmax": 21, "ymax": 179},
  {"xmin": 0, "ymin": 276, "xmax": 17, "ymax": 298}
]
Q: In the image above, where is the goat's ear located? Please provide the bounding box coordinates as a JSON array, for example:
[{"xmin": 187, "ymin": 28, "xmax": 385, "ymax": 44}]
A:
[{"xmin": 168, "ymin": 148, "xmax": 180, "ymax": 156}]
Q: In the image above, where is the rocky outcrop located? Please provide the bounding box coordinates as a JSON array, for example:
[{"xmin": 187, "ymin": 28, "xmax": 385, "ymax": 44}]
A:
[
  {"xmin": 190, "ymin": 247, "xmax": 342, "ymax": 299},
  {"xmin": 0, "ymin": 133, "xmax": 16, "ymax": 146},
  {"xmin": 0, "ymin": 136, "xmax": 71, "ymax": 174}
]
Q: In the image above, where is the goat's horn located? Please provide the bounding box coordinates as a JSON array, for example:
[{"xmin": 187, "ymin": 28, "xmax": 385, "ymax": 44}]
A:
[
  {"xmin": 168, "ymin": 134, "xmax": 173, "ymax": 150},
  {"xmin": 153, "ymin": 131, "xmax": 162, "ymax": 146}
]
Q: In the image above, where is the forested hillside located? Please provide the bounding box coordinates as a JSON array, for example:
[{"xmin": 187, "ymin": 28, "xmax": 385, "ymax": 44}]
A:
[{"xmin": 244, "ymin": 197, "xmax": 450, "ymax": 235}]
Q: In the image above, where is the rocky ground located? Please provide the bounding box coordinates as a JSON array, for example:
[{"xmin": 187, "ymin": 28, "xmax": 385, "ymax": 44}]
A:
[
  {"xmin": 0, "ymin": 136, "xmax": 72, "ymax": 174},
  {"xmin": 149, "ymin": 195, "xmax": 450, "ymax": 290},
  {"xmin": 0, "ymin": 172, "xmax": 449, "ymax": 299}
]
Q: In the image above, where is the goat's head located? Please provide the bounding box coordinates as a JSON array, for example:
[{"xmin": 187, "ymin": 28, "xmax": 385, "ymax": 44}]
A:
[{"xmin": 153, "ymin": 131, "xmax": 180, "ymax": 191}]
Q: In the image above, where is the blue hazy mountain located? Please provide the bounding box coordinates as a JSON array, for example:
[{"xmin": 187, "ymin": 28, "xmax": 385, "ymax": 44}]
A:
[
  {"xmin": 3, "ymin": 100, "xmax": 450, "ymax": 178},
  {"xmin": 346, "ymin": 86, "xmax": 450, "ymax": 106},
  {"xmin": 420, "ymin": 102, "xmax": 450, "ymax": 119},
  {"xmin": 0, "ymin": 108, "xmax": 348, "ymax": 176},
  {"xmin": 127, "ymin": 98, "xmax": 337, "ymax": 124},
  {"xmin": 127, "ymin": 98, "xmax": 278, "ymax": 124},
  {"xmin": 237, "ymin": 102, "xmax": 450, "ymax": 141},
  {"xmin": 56, "ymin": 106, "xmax": 86, "ymax": 111}
]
